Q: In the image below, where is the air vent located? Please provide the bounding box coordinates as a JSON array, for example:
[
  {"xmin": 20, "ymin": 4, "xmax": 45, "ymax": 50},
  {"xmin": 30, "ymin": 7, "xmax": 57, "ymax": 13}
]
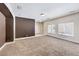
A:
[
  {"xmin": 40, "ymin": 13, "xmax": 45, "ymax": 16},
  {"xmin": 16, "ymin": 5, "xmax": 22, "ymax": 9}
]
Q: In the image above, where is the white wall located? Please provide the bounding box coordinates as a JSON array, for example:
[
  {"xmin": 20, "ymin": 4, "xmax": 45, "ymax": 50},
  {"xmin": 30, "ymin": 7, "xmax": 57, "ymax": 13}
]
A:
[
  {"xmin": 35, "ymin": 22, "xmax": 43, "ymax": 35},
  {"xmin": 44, "ymin": 13, "xmax": 79, "ymax": 43}
]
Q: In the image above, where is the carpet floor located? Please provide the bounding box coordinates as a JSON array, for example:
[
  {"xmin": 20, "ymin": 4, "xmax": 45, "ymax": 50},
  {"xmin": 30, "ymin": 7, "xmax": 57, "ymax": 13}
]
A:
[{"xmin": 0, "ymin": 35, "xmax": 79, "ymax": 56}]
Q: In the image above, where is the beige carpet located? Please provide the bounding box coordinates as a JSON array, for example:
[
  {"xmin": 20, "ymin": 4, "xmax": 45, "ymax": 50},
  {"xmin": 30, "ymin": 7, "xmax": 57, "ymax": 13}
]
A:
[{"xmin": 0, "ymin": 35, "xmax": 79, "ymax": 56}]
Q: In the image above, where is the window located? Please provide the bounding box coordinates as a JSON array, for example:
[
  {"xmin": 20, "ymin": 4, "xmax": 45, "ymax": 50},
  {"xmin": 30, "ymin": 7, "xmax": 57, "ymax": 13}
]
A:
[
  {"xmin": 58, "ymin": 22, "xmax": 74, "ymax": 36},
  {"xmin": 48, "ymin": 24, "xmax": 55, "ymax": 34},
  {"xmin": 48, "ymin": 25, "xmax": 52, "ymax": 33},
  {"xmin": 51, "ymin": 24, "xmax": 55, "ymax": 34}
]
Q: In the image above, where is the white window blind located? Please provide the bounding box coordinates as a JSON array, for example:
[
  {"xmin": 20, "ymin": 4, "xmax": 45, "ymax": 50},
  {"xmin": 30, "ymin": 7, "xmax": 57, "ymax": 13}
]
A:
[
  {"xmin": 48, "ymin": 24, "xmax": 55, "ymax": 34},
  {"xmin": 58, "ymin": 22, "xmax": 74, "ymax": 36},
  {"xmin": 48, "ymin": 25, "xmax": 52, "ymax": 33}
]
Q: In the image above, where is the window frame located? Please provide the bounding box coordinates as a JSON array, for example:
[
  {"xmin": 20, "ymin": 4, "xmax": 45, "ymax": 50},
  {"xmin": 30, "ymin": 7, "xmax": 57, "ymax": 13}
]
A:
[{"xmin": 58, "ymin": 22, "xmax": 74, "ymax": 37}]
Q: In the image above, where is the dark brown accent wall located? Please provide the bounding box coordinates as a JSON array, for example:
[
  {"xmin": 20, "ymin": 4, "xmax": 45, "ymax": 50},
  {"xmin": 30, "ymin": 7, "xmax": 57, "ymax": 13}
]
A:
[
  {"xmin": 16, "ymin": 17, "xmax": 35, "ymax": 38},
  {"xmin": 0, "ymin": 3, "xmax": 13, "ymax": 18},
  {"xmin": 0, "ymin": 3, "xmax": 14, "ymax": 47},
  {"xmin": 6, "ymin": 17, "xmax": 14, "ymax": 42}
]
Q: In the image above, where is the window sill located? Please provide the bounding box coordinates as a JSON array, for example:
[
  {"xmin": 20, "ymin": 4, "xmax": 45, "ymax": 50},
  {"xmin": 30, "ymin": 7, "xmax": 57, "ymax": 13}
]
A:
[{"xmin": 58, "ymin": 33, "xmax": 73, "ymax": 37}]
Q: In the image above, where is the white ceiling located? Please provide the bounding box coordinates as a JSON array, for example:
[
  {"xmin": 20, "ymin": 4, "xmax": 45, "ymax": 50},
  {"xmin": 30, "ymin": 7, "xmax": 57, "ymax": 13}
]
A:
[{"xmin": 8, "ymin": 3, "xmax": 79, "ymax": 22}]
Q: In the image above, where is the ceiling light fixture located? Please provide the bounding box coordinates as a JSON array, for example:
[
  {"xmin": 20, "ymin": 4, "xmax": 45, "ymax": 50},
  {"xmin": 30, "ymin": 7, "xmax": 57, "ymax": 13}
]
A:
[{"xmin": 40, "ymin": 13, "xmax": 45, "ymax": 16}]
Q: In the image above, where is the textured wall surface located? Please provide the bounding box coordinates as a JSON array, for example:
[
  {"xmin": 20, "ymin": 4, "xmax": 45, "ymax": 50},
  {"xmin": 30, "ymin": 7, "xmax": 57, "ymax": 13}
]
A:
[{"xmin": 16, "ymin": 17, "xmax": 35, "ymax": 38}]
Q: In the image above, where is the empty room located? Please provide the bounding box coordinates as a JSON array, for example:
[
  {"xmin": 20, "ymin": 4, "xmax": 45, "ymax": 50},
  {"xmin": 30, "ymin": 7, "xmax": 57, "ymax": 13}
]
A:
[{"xmin": 0, "ymin": 3, "xmax": 79, "ymax": 56}]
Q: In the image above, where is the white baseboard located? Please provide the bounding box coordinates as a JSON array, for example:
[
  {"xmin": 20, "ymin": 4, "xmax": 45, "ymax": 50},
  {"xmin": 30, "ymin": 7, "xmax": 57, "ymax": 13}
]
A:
[
  {"xmin": 0, "ymin": 41, "xmax": 15, "ymax": 51},
  {"xmin": 0, "ymin": 34, "xmax": 46, "ymax": 50},
  {"xmin": 0, "ymin": 43, "xmax": 6, "ymax": 50},
  {"xmin": 15, "ymin": 34, "xmax": 46, "ymax": 40}
]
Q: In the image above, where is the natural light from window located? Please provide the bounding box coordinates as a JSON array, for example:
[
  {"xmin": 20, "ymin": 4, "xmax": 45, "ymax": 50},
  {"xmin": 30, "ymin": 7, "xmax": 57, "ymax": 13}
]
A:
[
  {"xmin": 58, "ymin": 22, "xmax": 74, "ymax": 36},
  {"xmin": 48, "ymin": 24, "xmax": 55, "ymax": 34},
  {"xmin": 51, "ymin": 24, "xmax": 55, "ymax": 34},
  {"xmin": 48, "ymin": 24, "xmax": 52, "ymax": 33}
]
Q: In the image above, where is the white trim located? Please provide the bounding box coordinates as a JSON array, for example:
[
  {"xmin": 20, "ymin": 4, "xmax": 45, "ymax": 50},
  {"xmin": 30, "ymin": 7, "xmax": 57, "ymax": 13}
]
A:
[
  {"xmin": 0, "ymin": 41, "xmax": 15, "ymax": 51},
  {"xmin": 58, "ymin": 33, "xmax": 73, "ymax": 37},
  {"xmin": 15, "ymin": 34, "xmax": 46, "ymax": 40},
  {"xmin": 0, "ymin": 34, "xmax": 46, "ymax": 50},
  {"xmin": 14, "ymin": 16, "xmax": 16, "ymax": 40},
  {"xmin": 0, "ymin": 43, "xmax": 6, "ymax": 50}
]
